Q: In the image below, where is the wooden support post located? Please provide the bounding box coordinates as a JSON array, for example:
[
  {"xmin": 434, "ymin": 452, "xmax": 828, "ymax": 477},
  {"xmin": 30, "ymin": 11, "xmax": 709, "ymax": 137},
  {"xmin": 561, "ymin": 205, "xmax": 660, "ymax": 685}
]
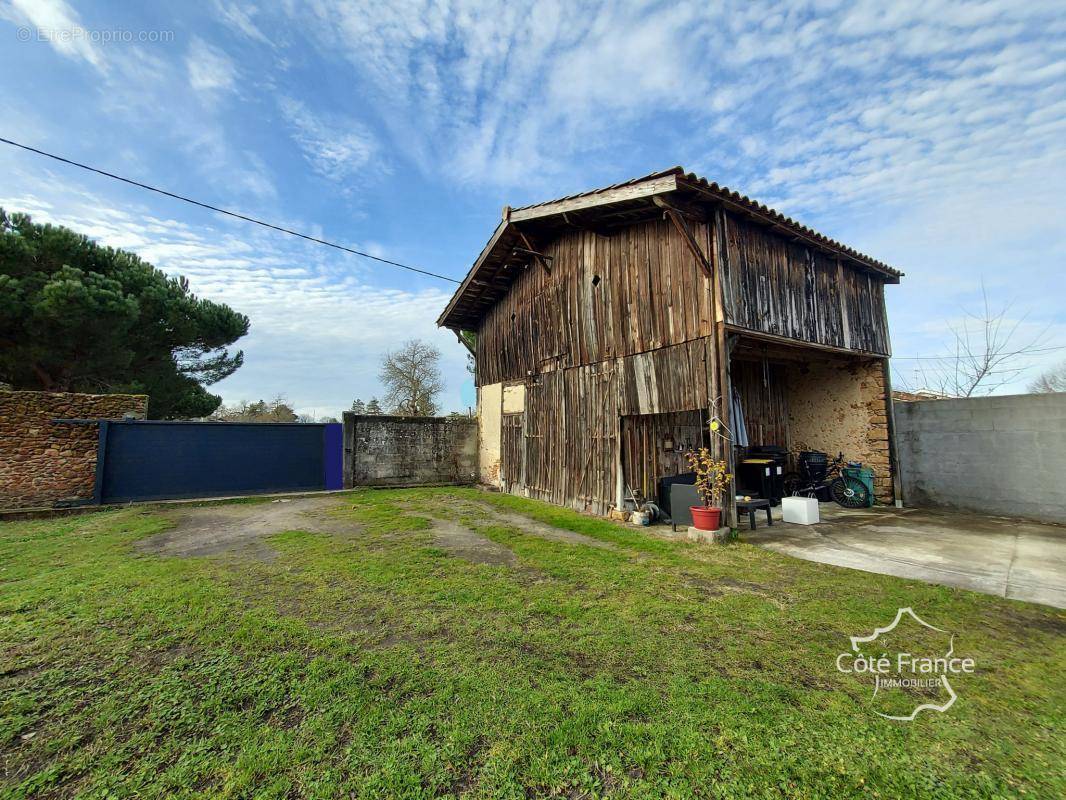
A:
[
  {"xmin": 708, "ymin": 206, "xmax": 737, "ymax": 529},
  {"xmin": 615, "ymin": 414, "xmax": 625, "ymax": 512},
  {"xmin": 655, "ymin": 197, "xmax": 712, "ymax": 277},
  {"xmin": 722, "ymin": 334, "xmax": 739, "ymax": 530},
  {"xmin": 882, "ymin": 358, "xmax": 905, "ymax": 508}
]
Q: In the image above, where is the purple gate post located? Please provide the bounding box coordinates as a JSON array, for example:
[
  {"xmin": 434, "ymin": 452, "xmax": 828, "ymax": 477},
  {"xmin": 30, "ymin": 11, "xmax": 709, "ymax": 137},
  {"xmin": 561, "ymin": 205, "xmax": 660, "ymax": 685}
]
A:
[{"xmin": 323, "ymin": 423, "xmax": 343, "ymax": 490}]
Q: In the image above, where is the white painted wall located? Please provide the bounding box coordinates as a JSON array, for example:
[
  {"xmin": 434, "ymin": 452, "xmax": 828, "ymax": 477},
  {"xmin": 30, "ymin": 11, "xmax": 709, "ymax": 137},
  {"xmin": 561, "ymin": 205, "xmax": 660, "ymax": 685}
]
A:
[
  {"xmin": 478, "ymin": 382, "xmax": 503, "ymax": 486},
  {"xmin": 502, "ymin": 382, "xmax": 525, "ymax": 414}
]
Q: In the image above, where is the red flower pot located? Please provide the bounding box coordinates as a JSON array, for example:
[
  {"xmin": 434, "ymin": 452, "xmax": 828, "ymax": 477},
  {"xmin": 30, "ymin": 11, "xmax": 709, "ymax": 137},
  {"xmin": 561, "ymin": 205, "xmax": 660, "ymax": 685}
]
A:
[{"xmin": 690, "ymin": 506, "xmax": 722, "ymax": 531}]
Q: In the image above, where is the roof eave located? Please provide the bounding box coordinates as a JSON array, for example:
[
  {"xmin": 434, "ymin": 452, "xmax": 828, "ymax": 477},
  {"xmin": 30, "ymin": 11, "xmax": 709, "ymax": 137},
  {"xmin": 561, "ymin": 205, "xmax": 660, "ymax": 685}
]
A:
[
  {"xmin": 509, "ymin": 170, "xmax": 681, "ymax": 223},
  {"xmin": 436, "ymin": 219, "xmax": 510, "ymax": 330},
  {"xmin": 438, "ymin": 170, "xmax": 688, "ymax": 331}
]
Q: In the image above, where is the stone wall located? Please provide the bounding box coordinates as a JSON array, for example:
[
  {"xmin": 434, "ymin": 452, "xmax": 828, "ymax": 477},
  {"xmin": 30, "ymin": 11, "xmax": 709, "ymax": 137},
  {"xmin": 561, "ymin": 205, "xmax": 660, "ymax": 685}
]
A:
[
  {"xmin": 0, "ymin": 391, "xmax": 149, "ymax": 509},
  {"xmin": 785, "ymin": 358, "xmax": 893, "ymax": 502},
  {"xmin": 895, "ymin": 392, "xmax": 1066, "ymax": 523},
  {"xmin": 343, "ymin": 414, "xmax": 478, "ymax": 488}
]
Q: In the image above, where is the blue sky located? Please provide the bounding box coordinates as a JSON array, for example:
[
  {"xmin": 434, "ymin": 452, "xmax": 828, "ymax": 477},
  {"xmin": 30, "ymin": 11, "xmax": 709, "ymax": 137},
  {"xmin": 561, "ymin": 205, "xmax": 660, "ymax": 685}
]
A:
[{"xmin": 1, "ymin": 0, "xmax": 1064, "ymax": 417}]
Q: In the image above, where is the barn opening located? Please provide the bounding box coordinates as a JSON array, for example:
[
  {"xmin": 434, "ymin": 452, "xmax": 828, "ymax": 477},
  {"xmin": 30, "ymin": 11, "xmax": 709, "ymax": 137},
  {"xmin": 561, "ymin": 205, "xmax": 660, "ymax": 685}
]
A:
[{"xmin": 729, "ymin": 336, "xmax": 892, "ymax": 503}]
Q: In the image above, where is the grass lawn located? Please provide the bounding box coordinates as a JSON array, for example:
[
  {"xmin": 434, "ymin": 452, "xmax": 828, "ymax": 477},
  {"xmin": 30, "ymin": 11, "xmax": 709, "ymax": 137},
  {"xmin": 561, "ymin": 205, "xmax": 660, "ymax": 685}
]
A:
[{"xmin": 1, "ymin": 488, "xmax": 1063, "ymax": 798}]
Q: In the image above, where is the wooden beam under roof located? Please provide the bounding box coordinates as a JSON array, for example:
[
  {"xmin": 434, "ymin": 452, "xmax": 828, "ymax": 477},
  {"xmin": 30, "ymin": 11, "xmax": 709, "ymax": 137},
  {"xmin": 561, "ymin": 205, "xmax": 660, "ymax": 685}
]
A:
[
  {"xmin": 515, "ymin": 229, "xmax": 552, "ymax": 273},
  {"xmin": 725, "ymin": 324, "xmax": 889, "ymax": 358},
  {"xmin": 558, "ymin": 212, "xmax": 614, "ymax": 238},
  {"xmin": 655, "ymin": 197, "xmax": 712, "ymax": 277},
  {"xmin": 652, "ymin": 193, "xmax": 708, "ymax": 223},
  {"xmin": 509, "ymin": 173, "xmax": 680, "ymax": 223}
]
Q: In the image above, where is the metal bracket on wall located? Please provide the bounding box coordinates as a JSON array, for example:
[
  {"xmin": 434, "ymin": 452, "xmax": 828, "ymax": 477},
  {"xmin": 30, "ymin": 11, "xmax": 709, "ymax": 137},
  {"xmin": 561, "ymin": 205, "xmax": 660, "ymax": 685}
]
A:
[
  {"xmin": 514, "ymin": 229, "xmax": 552, "ymax": 273},
  {"xmin": 512, "ymin": 246, "xmax": 553, "ymax": 272}
]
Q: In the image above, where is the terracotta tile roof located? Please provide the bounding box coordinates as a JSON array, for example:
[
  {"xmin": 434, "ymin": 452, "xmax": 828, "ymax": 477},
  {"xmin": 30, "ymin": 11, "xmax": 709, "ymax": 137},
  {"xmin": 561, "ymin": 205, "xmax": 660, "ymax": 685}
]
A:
[
  {"xmin": 673, "ymin": 169, "xmax": 901, "ymax": 278},
  {"xmin": 438, "ymin": 167, "xmax": 902, "ymax": 330}
]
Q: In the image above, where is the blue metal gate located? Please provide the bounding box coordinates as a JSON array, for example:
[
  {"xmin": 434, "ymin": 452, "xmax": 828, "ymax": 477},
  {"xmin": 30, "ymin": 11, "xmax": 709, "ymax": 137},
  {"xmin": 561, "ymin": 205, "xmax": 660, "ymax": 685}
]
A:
[{"xmin": 94, "ymin": 421, "xmax": 343, "ymax": 503}]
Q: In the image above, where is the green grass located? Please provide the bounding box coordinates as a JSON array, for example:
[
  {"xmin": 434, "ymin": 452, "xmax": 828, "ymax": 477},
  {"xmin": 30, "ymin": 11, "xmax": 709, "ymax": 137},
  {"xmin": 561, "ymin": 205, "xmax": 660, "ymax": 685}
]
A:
[{"xmin": 1, "ymin": 487, "xmax": 1063, "ymax": 799}]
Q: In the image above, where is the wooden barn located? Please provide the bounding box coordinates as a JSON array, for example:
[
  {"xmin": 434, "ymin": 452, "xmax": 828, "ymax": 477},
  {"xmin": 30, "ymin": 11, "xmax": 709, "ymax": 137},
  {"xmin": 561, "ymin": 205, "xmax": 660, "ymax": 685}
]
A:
[{"xmin": 438, "ymin": 167, "xmax": 902, "ymax": 525}]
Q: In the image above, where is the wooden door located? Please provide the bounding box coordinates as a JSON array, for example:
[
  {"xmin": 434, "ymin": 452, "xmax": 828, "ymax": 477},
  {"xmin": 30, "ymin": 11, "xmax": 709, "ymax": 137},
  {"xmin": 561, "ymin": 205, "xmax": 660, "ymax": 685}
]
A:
[{"xmin": 501, "ymin": 413, "xmax": 524, "ymax": 492}]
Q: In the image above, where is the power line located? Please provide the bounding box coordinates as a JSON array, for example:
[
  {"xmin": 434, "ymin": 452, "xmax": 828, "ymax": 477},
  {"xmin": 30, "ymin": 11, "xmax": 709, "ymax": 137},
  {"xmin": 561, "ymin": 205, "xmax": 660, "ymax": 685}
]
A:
[
  {"xmin": 4, "ymin": 134, "xmax": 1063, "ymax": 353},
  {"xmin": 890, "ymin": 345, "xmax": 1066, "ymax": 361},
  {"xmin": 0, "ymin": 135, "xmax": 461, "ymax": 284}
]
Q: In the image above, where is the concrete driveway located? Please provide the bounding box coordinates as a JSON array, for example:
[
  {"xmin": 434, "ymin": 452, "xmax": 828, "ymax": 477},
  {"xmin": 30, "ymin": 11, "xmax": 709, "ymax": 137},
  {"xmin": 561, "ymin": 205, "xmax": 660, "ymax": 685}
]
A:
[{"xmin": 744, "ymin": 504, "xmax": 1066, "ymax": 609}]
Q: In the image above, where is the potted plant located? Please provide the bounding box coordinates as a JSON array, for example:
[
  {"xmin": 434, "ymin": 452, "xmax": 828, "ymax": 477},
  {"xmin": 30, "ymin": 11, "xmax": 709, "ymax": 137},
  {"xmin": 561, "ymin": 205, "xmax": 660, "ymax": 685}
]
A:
[{"xmin": 685, "ymin": 447, "xmax": 731, "ymax": 531}]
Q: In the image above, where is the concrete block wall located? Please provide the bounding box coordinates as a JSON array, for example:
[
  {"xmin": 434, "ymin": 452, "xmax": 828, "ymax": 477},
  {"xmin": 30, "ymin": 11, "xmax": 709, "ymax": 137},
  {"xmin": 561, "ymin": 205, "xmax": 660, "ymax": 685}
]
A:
[
  {"xmin": 894, "ymin": 393, "xmax": 1066, "ymax": 523},
  {"xmin": 343, "ymin": 414, "xmax": 478, "ymax": 487},
  {"xmin": 0, "ymin": 391, "xmax": 148, "ymax": 510}
]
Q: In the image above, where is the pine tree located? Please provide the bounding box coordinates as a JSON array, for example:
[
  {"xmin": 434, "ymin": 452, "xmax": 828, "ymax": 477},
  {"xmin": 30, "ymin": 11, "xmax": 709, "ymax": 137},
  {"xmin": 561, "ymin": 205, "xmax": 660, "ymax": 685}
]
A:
[
  {"xmin": 365, "ymin": 397, "xmax": 383, "ymax": 415},
  {"xmin": 350, "ymin": 398, "xmax": 366, "ymax": 414},
  {"xmin": 0, "ymin": 209, "xmax": 248, "ymax": 418}
]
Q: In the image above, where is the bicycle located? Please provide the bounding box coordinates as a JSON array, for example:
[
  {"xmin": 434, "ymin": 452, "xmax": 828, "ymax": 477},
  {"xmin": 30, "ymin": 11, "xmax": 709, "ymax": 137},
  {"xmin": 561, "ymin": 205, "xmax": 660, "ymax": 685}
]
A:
[{"xmin": 782, "ymin": 451, "xmax": 870, "ymax": 509}]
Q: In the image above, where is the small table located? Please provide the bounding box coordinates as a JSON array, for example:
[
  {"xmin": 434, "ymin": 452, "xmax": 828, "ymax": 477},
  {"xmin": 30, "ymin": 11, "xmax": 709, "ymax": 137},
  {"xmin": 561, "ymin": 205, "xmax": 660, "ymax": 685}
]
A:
[{"xmin": 736, "ymin": 498, "xmax": 773, "ymax": 530}]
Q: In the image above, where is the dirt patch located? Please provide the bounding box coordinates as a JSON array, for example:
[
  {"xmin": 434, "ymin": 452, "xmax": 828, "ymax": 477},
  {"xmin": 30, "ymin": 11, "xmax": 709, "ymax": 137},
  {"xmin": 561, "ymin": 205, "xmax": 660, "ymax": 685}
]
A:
[
  {"xmin": 480, "ymin": 507, "xmax": 618, "ymax": 551},
  {"xmin": 429, "ymin": 499, "xmax": 618, "ymax": 551},
  {"xmin": 137, "ymin": 496, "xmax": 360, "ymax": 559},
  {"xmin": 423, "ymin": 515, "xmax": 521, "ymax": 567},
  {"xmin": 682, "ymin": 575, "xmax": 724, "ymax": 597},
  {"xmin": 681, "ymin": 573, "xmax": 786, "ymax": 606},
  {"xmin": 997, "ymin": 607, "xmax": 1066, "ymax": 636}
]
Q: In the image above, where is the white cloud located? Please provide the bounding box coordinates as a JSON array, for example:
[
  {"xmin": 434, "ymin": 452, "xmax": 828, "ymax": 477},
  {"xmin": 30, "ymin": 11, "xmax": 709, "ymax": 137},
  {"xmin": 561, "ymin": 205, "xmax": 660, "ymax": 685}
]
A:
[
  {"xmin": 3, "ymin": 0, "xmax": 103, "ymax": 70},
  {"xmin": 186, "ymin": 37, "xmax": 237, "ymax": 97},
  {"xmin": 0, "ymin": 166, "xmax": 468, "ymax": 418},
  {"xmin": 183, "ymin": 0, "xmax": 1060, "ymax": 394},
  {"xmin": 5, "ymin": 0, "xmax": 1064, "ymax": 399},
  {"xmin": 282, "ymin": 0, "xmax": 714, "ymax": 188},
  {"xmin": 277, "ymin": 97, "xmax": 377, "ymax": 181},
  {"xmin": 211, "ymin": 1, "xmax": 273, "ymax": 46}
]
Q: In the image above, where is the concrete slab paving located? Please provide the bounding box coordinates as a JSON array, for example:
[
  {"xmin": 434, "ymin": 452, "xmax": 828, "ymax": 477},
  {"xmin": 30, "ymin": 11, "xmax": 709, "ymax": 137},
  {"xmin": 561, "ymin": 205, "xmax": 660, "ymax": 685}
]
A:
[{"xmin": 743, "ymin": 504, "xmax": 1066, "ymax": 609}]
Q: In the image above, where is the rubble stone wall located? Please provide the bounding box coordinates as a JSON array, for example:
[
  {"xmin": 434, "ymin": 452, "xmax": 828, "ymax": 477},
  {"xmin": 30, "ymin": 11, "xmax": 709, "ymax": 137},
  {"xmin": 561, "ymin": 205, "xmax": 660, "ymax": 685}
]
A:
[{"xmin": 0, "ymin": 391, "xmax": 148, "ymax": 509}]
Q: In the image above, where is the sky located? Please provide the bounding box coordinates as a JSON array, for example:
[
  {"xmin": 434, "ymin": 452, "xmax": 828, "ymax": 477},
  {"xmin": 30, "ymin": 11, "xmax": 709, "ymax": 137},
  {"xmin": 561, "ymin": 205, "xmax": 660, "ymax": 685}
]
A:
[{"xmin": 1, "ymin": 0, "xmax": 1064, "ymax": 418}]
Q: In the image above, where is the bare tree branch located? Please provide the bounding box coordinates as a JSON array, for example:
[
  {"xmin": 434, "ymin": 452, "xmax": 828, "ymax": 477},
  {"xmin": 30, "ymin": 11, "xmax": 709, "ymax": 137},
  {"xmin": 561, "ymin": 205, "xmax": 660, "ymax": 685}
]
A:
[
  {"xmin": 379, "ymin": 339, "xmax": 445, "ymax": 416},
  {"xmin": 1029, "ymin": 360, "xmax": 1066, "ymax": 393},
  {"xmin": 921, "ymin": 282, "xmax": 1050, "ymax": 397}
]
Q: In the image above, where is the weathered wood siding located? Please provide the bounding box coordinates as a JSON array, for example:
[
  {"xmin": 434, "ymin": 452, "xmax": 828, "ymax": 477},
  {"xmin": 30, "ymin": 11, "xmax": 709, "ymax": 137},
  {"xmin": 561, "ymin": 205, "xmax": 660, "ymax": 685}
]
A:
[
  {"xmin": 513, "ymin": 339, "xmax": 719, "ymax": 514},
  {"xmin": 500, "ymin": 413, "xmax": 524, "ymax": 491},
  {"xmin": 621, "ymin": 410, "xmax": 705, "ymax": 503},
  {"xmin": 476, "ymin": 212, "xmax": 889, "ymax": 390},
  {"xmin": 718, "ymin": 213, "xmax": 890, "ymax": 355},
  {"xmin": 523, "ymin": 363, "xmax": 619, "ymax": 514},
  {"xmin": 476, "ymin": 218, "xmax": 715, "ymax": 386},
  {"xmin": 731, "ymin": 359, "xmax": 791, "ymax": 449}
]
